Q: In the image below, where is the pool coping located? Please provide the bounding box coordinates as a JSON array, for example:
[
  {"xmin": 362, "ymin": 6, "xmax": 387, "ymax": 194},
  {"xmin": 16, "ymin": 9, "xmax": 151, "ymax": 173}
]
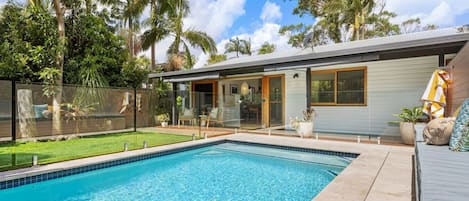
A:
[{"xmin": 0, "ymin": 133, "xmax": 413, "ymax": 201}]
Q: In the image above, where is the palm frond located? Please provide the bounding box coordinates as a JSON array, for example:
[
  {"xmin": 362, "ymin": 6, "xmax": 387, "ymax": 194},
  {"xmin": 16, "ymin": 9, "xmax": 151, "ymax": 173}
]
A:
[
  {"xmin": 140, "ymin": 23, "xmax": 169, "ymax": 50},
  {"xmin": 183, "ymin": 30, "xmax": 217, "ymax": 55},
  {"xmin": 182, "ymin": 42, "xmax": 193, "ymax": 68}
]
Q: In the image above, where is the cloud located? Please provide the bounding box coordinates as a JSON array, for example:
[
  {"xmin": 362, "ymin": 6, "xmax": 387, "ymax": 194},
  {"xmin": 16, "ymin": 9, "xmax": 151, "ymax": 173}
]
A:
[
  {"xmin": 386, "ymin": 0, "xmax": 469, "ymax": 26},
  {"xmin": 260, "ymin": 1, "xmax": 282, "ymax": 23},
  {"xmin": 194, "ymin": 1, "xmax": 291, "ymax": 68},
  {"xmin": 185, "ymin": 0, "xmax": 246, "ymax": 40},
  {"xmin": 194, "ymin": 22, "xmax": 291, "ymax": 67}
]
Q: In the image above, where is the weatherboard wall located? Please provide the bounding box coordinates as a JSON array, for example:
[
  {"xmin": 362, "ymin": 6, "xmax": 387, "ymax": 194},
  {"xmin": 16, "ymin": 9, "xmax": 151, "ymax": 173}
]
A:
[{"xmin": 298, "ymin": 55, "xmax": 439, "ymax": 136}]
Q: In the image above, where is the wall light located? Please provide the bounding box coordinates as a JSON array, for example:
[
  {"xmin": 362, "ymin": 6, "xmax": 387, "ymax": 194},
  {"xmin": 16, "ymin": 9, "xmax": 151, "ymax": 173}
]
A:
[{"xmin": 241, "ymin": 81, "xmax": 249, "ymax": 95}]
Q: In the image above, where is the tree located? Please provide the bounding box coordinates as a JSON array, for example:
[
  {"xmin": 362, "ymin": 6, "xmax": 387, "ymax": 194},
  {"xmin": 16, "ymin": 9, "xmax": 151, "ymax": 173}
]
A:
[
  {"xmin": 401, "ymin": 18, "xmax": 421, "ymax": 34},
  {"xmin": 165, "ymin": 0, "xmax": 217, "ymax": 70},
  {"xmin": 279, "ymin": 24, "xmax": 317, "ymax": 48},
  {"xmin": 283, "ymin": 0, "xmax": 400, "ymax": 46},
  {"xmin": 258, "ymin": 42, "xmax": 276, "ymax": 55},
  {"xmin": 122, "ymin": 56, "xmax": 150, "ymax": 88},
  {"xmin": 141, "ymin": 0, "xmax": 173, "ymax": 67},
  {"xmin": 101, "ymin": 0, "xmax": 147, "ymax": 57},
  {"xmin": 64, "ymin": 11, "xmax": 128, "ymax": 87},
  {"xmin": 207, "ymin": 54, "xmax": 227, "ymax": 65},
  {"xmin": 241, "ymin": 38, "xmax": 252, "ymax": 56},
  {"xmin": 423, "ymin": 24, "xmax": 438, "ymax": 31},
  {"xmin": 224, "ymin": 37, "xmax": 251, "ymax": 57},
  {"xmin": 0, "ymin": 2, "xmax": 58, "ymax": 82},
  {"xmin": 50, "ymin": 0, "xmax": 67, "ymax": 134},
  {"xmin": 224, "ymin": 37, "xmax": 242, "ymax": 57},
  {"xmin": 366, "ymin": 10, "xmax": 400, "ymax": 37},
  {"xmin": 400, "ymin": 17, "xmax": 438, "ymax": 33}
]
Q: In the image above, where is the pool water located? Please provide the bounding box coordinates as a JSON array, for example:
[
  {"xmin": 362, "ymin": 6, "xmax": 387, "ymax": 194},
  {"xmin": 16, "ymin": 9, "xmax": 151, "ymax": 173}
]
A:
[{"xmin": 0, "ymin": 143, "xmax": 352, "ymax": 201}]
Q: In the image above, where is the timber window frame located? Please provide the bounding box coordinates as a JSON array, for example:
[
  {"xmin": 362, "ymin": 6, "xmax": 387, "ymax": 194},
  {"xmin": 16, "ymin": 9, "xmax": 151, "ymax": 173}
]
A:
[{"xmin": 310, "ymin": 67, "xmax": 367, "ymax": 106}]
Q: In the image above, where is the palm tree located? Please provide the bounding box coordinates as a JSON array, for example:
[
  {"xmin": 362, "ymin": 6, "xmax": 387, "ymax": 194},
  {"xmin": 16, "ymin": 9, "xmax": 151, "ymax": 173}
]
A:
[
  {"xmin": 285, "ymin": 0, "xmax": 399, "ymax": 44},
  {"xmin": 401, "ymin": 18, "xmax": 421, "ymax": 34},
  {"xmin": 224, "ymin": 37, "xmax": 251, "ymax": 57},
  {"xmin": 258, "ymin": 42, "xmax": 275, "ymax": 55},
  {"xmin": 141, "ymin": 0, "xmax": 173, "ymax": 67},
  {"xmin": 207, "ymin": 54, "xmax": 227, "ymax": 65},
  {"xmin": 241, "ymin": 38, "xmax": 252, "ymax": 56},
  {"xmin": 165, "ymin": 0, "xmax": 217, "ymax": 70},
  {"xmin": 224, "ymin": 37, "xmax": 242, "ymax": 57},
  {"xmin": 100, "ymin": 0, "xmax": 147, "ymax": 57},
  {"xmin": 350, "ymin": 0, "xmax": 376, "ymax": 40}
]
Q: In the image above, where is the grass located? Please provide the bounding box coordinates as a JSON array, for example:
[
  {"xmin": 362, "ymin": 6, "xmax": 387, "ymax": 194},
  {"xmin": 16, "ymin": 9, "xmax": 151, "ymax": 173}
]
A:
[{"xmin": 0, "ymin": 131, "xmax": 195, "ymax": 171}]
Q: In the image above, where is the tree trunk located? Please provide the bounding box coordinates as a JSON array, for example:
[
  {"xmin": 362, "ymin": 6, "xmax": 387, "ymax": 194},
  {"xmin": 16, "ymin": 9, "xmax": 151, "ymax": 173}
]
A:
[
  {"xmin": 17, "ymin": 89, "xmax": 37, "ymax": 138},
  {"xmin": 128, "ymin": 17, "xmax": 134, "ymax": 57},
  {"xmin": 354, "ymin": 12, "xmax": 360, "ymax": 41},
  {"xmin": 52, "ymin": 0, "xmax": 65, "ymax": 135},
  {"xmin": 85, "ymin": 0, "xmax": 92, "ymax": 14},
  {"xmin": 150, "ymin": 0, "xmax": 156, "ymax": 67},
  {"xmin": 151, "ymin": 44, "xmax": 155, "ymax": 68}
]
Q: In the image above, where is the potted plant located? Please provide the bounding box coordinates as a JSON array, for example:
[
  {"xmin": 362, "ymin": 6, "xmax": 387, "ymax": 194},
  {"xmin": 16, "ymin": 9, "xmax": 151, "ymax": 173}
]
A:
[
  {"xmin": 393, "ymin": 107, "xmax": 424, "ymax": 145},
  {"xmin": 156, "ymin": 113, "xmax": 170, "ymax": 127},
  {"xmin": 290, "ymin": 107, "xmax": 316, "ymax": 138}
]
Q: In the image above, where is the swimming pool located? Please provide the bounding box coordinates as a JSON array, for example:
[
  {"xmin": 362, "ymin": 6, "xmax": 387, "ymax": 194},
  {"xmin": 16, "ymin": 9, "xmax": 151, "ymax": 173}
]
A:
[{"xmin": 0, "ymin": 142, "xmax": 355, "ymax": 201}]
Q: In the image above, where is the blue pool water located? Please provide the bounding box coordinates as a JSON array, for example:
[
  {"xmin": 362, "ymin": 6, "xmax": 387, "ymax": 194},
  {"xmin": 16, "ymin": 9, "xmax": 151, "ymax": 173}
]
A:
[{"xmin": 0, "ymin": 143, "xmax": 352, "ymax": 201}]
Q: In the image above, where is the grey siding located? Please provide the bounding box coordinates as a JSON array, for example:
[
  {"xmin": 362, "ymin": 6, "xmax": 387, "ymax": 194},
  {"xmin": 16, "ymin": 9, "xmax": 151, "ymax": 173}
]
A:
[
  {"xmin": 311, "ymin": 56, "xmax": 438, "ymax": 136},
  {"xmin": 284, "ymin": 70, "xmax": 307, "ymax": 129}
]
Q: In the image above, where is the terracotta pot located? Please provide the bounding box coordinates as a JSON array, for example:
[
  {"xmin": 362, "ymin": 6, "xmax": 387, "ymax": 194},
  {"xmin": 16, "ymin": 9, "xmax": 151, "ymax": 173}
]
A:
[
  {"xmin": 400, "ymin": 122, "xmax": 415, "ymax": 145},
  {"xmin": 296, "ymin": 121, "xmax": 314, "ymax": 138}
]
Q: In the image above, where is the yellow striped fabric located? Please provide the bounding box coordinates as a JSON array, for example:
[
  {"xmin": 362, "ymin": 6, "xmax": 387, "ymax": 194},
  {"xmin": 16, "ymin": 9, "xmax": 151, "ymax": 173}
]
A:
[{"xmin": 421, "ymin": 70, "xmax": 449, "ymax": 118}]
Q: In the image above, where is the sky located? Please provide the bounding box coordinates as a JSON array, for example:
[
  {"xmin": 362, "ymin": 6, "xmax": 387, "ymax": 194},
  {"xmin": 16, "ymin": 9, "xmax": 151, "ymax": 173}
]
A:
[{"xmin": 1, "ymin": 0, "xmax": 469, "ymax": 68}]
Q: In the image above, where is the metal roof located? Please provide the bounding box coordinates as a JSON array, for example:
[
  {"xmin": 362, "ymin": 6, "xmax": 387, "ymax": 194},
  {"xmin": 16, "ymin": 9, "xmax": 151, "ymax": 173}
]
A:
[{"xmin": 149, "ymin": 27, "xmax": 469, "ymax": 79}]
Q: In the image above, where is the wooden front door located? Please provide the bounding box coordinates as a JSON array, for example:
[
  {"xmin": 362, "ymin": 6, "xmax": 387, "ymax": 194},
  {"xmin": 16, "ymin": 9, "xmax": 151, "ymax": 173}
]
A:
[{"xmin": 261, "ymin": 75, "xmax": 285, "ymax": 128}]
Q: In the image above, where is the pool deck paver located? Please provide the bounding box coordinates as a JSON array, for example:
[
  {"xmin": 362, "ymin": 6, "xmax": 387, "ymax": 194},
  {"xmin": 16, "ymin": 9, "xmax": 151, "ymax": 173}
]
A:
[{"xmin": 0, "ymin": 133, "xmax": 413, "ymax": 201}]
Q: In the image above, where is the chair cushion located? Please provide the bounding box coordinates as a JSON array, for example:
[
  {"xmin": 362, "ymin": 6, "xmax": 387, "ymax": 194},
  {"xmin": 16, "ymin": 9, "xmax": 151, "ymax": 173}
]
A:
[
  {"xmin": 183, "ymin": 108, "xmax": 193, "ymax": 117},
  {"xmin": 449, "ymin": 98, "xmax": 469, "ymax": 151},
  {"xmin": 423, "ymin": 118, "xmax": 455, "ymax": 145},
  {"xmin": 33, "ymin": 104, "xmax": 48, "ymax": 119},
  {"xmin": 209, "ymin": 107, "xmax": 218, "ymax": 119}
]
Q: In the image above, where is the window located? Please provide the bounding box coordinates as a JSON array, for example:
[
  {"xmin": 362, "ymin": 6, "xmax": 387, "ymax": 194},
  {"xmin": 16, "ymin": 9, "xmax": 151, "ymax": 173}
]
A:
[{"xmin": 311, "ymin": 67, "xmax": 366, "ymax": 105}]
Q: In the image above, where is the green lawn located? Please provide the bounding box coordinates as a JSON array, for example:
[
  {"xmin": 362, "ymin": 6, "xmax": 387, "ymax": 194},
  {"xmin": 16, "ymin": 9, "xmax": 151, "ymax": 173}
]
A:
[{"xmin": 0, "ymin": 132, "xmax": 194, "ymax": 171}]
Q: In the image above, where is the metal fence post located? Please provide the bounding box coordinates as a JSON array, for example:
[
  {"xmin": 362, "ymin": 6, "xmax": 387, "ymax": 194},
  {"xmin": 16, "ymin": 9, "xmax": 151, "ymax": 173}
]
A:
[
  {"xmin": 11, "ymin": 80, "xmax": 16, "ymax": 142},
  {"xmin": 133, "ymin": 86, "xmax": 137, "ymax": 132},
  {"xmin": 306, "ymin": 68, "xmax": 311, "ymax": 108},
  {"xmin": 171, "ymin": 83, "xmax": 177, "ymax": 126}
]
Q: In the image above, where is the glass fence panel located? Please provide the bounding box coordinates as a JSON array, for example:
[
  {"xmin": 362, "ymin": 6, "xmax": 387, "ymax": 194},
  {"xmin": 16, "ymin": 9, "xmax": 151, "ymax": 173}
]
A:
[
  {"xmin": 0, "ymin": 80, "xmax": 12, "ymax": 141},
  {"xmin": 14, "ymin": 83, "xmax": 136, "ymax": 139},
  {"xmin": 1, "ymin": 79, "xmax": 430, "ymax": 172},
  {"xmin": 0, "ymin": 80, "xmax": 14, "ymax": 171}
]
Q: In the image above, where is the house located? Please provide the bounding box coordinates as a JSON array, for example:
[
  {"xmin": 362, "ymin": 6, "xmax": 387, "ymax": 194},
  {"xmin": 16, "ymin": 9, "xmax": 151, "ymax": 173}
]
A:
[{"xmin": 149, "ymin": 27, "xmax": 469, "ymax": 138}]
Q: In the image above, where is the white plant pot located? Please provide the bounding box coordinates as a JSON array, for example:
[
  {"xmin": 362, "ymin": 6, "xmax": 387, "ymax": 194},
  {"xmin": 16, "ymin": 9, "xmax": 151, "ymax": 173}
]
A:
[
  {"xmin": 296, "ymin": 121, "xmax": 314, "ymax": 138},
  {"xmin": 400, "ymin": 122, "xmax": 415, "ymax": 145},
  {"xmin": 161, "ymin": 122, "xmax": 168, "ymax": 127}
]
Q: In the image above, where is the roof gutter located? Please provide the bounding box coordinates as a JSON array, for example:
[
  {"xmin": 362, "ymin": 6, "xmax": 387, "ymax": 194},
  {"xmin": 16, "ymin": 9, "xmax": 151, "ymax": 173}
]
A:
[
  {"xmin": 264, "ymin": 53, "xmax": 379, "ymax": 71},
  {"xmin": 161, "ymin": 72, "xmax": 219, "ymax": 83}
]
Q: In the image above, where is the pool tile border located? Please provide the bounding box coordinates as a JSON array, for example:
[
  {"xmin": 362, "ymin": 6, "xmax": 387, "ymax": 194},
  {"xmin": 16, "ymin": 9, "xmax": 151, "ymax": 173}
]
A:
[
  {"xmin": 229, "ymin": 140, "xmax": 359, "ymax": 158},
  {"xmin": 0, "ymin": 139, "xmax": 357, "ymax": 190}
]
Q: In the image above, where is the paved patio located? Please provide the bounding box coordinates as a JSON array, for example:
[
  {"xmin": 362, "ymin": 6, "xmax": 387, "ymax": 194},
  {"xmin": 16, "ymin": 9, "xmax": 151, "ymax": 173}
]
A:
[{"xmin": 0, "ymin": 133, "xmax": 414, "ymax": 201}]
